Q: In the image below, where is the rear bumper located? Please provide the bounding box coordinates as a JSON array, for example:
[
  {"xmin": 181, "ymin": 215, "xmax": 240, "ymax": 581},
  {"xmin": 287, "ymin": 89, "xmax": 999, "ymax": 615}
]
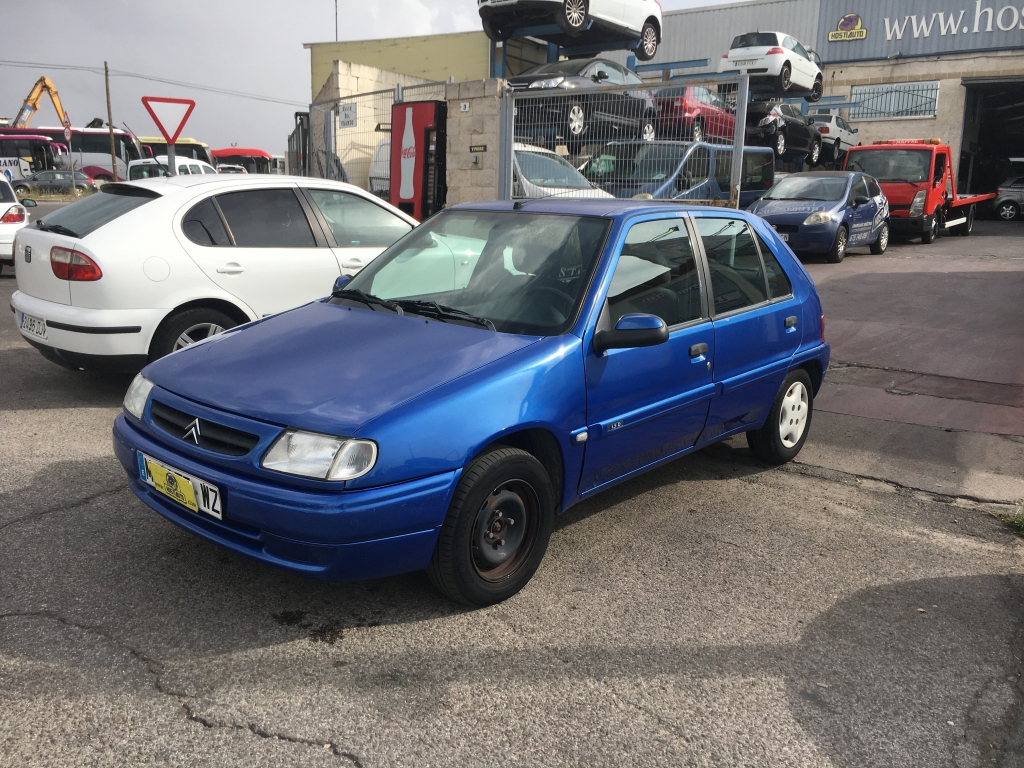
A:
[{"xmin": 113, "ymin": 414, "xmax": 458, "ymax": 581}]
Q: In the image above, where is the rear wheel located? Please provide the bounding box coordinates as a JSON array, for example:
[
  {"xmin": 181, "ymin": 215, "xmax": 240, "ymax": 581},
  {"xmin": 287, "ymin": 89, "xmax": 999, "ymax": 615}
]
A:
[
  {"xmin": 870, "ymin": 221, "xmax": 890, "ymax": 254},
  {"xmin": 747, "ymin": 370, "xmax": 814, "ymax": 465},
  {"xmin": 635, "ymin": 21, "xmax": 659, "ymax": 62},
  {"xmin": 956, "ymin": 204, "xmax": 976, "ymax": 236},
  {"xmin": 638, "ymin": 113, "xmax": 656, "ymax": 141},
  {"xmin": 808, "ymin": 140, "xmax": 822, "ymax": 166},
  {"xmin": 776, "ymin": 62, "xmax": 793, "ymax": 93},
  {"xmin": 690, "ymin": 118, "xmax": 705, "ymax": 143},
  {"xmin": 427, "ymin": 448, "xmax": 555, "ymax": 606},
  {"xmin": 831, "ymin": 139, "xmax": 843, "ymax": 163},
  {"xmin": 824, "ymin": 225, "xmax": 848, "ymax": 263},
  {"xmin": 13, "ymin": 185, "xmax": 29, "ymax": 196},
  {"xmin": 149, "ymin": 307, "xmax": 237, "ymax": 361},
  {"xmin": 564, "ymin": 101, "xmax": 587, "ymax": 155},
  {"xmin": 997, "ymin": 201, "xmax": 1019, "ymax": 221},
  {"xmin": 556, "ymin": 0, "xmax": 588, "ymax": 36}
]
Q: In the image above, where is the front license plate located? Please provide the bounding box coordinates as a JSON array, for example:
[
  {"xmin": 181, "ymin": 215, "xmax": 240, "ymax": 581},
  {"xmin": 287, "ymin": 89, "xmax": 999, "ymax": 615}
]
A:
[
  {"xmin": 138, "ymin": 452, "xmax": 222, "ymax": 520},
  {"xmin": 779, "ymin": 233, "xmax": 789, "ymax": 241},
  {"xmin": 18, "ymin": 312, "xmax": 47, "ymax": 340}
]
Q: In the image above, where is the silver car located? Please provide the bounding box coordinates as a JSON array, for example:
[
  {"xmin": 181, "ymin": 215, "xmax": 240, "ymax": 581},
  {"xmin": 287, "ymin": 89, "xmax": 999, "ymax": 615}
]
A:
[{"xmin": 993, "ymin": 176, "xmax": 1023, "ymax": 221}]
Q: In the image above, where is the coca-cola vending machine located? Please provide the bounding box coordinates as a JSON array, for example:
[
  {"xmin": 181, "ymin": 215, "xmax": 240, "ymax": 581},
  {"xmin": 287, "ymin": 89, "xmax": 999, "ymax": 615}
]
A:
[{"xmin": 390, "ymin": 100, "xmax": 447, "ymax": 220}]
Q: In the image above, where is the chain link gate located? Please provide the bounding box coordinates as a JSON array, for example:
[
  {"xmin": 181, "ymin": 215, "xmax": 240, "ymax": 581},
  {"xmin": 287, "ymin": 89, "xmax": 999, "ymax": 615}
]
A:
[{"xmin": 501, "ymin": 73, "xmax": 763, "ymax": 208}]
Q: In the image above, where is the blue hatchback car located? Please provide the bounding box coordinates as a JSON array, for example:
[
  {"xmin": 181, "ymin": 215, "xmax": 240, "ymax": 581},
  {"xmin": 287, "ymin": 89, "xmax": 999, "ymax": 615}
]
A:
[
  {"xmin": 113, "ymin": 200, "xmax": 830, "ymax": 606},
  {"xmin": 747, "ymin": 171, "xmax": 890, "ymax": 263}
]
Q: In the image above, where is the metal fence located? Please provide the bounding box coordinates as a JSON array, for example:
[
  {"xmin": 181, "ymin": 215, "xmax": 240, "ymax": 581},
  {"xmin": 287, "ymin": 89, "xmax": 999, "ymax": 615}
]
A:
[
  {"xmin": 307, "ymin": 82, "xmax": 446, "ymax": 198},
  {"xmin": 849, "ymin": 81, "xmax": 940, "ymax": 121},
  {"xmin": 504, "ymin": 73, "xmax": 753, "ymax": 206}
]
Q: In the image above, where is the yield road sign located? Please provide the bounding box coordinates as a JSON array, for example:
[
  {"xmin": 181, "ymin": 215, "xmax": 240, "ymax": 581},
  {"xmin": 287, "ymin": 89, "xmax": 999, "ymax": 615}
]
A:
[{"xmin": 141, "ymin": 96, "xmax": 196, "ymax": 144}]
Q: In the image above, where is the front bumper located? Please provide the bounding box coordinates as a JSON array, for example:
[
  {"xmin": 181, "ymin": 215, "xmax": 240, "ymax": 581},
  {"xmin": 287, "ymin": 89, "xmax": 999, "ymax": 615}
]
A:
[
  {"xmin": 113, "ymin": 414, "xmax": 459, "ymax": 581},
  {"xmin": 889, "ymin": 213, "xmax": 932, "ymax": 234}
]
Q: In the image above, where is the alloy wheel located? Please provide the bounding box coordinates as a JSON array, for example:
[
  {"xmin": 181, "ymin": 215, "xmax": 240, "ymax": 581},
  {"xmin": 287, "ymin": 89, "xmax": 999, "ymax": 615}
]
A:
[
  {"xmin": 999, "ymin": 203, "xmax": 1018, "ymax": 220},
  {"xmin": 810, "ymin": 141, "xmax": 820, "ymax": 164},
  {"xmin": 775, "ymin": 132, "xmax": 786, "ymax": 156},
  {"xmin": 835, "ymin": 227, "xmax": 847, "ymax": 257},
  {"xmin": 781, "ymin": 65, "xmax": 792, "ymax": 90},
  {"xmin": 568, "ymin": 104, "xmax": 585, "ymax": 136},
  {"xmin": 564, "ymin": 0, "xmax": 586, "ymax": 28},
  {"xmin": 471, "ymin": 479, "xmax": 539, "ymax": 582},
  {"xmin": 641, "ymin": 121, "xmax": 656, "ymax": 141},
  {"xmin": 879, "ymin": 225, "xmax": 889, "ymax": 250},
  {"xmin": 692, "ymin": 121, "xmax": 704, "ymax": 143},
  {"xmin": 174, "ymin": 322, "xmax": 226, "ymax": 351},
  {"xmin": 778, "ymin": 381, "xmax": 809, "ymax": 448},
  {"xmin": 642, "ymin": 26, "xmax": 658, "ymax": 57}
]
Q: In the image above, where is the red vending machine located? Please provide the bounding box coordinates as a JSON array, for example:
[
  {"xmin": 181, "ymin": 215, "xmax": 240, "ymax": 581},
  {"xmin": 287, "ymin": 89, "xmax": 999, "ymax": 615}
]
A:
[{"xmin": 389, "ymin": 100, "xmax": 447, "ymax": 220}]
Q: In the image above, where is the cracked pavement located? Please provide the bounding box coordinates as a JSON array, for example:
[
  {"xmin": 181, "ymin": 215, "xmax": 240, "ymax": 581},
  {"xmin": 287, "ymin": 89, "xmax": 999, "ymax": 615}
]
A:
[{"xmin": 2, "ymin": 219, "xmax": 1023, "ymax": 767}]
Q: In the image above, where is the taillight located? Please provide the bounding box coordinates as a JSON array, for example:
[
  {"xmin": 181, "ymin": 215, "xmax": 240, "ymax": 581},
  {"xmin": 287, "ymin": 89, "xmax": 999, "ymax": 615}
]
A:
[
  {"xmin": 50, "ymin": 246, "xmax": 103, "ymax": 281},
  {"xmin": 766, "ymin": 47, "xmax": 785, "ymax": 55},
  {"xmin": 818, "ymin": 126, "xmax": 829, "ymax": 134},
  {"xmin": 674, "ymin": 97, "xmax": 689, "ymax": 111},
  {"xmin": 1, "ymin": 206, "xmax": 26, "ymax": 224},
  {"xmin": 722, "ymin": 53, "xmax": 729, "ymax": 58}
]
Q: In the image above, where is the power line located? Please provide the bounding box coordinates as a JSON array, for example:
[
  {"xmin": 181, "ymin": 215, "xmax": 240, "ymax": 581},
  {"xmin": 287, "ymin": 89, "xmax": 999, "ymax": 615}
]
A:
[{"xmin": 0, "ymin": 58, "xmax": 307, "ymax": 107}]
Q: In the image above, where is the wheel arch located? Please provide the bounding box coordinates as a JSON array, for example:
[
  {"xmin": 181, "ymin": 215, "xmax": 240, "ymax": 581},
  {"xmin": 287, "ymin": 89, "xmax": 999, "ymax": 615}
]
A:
[
  {"xmin": 645, "ymin": 15, "xmax": 661, "ymax": 40},
  {"xmin": 796, "ymin": 360, "xmax": 824, "ymax": 396},
  {"xmin": 147, "ymin": 297, "xmax": 253, "ymax": 356},
  {"xmin": 476, "ymin": 428, "xmax": 565, "ymax": 513}
]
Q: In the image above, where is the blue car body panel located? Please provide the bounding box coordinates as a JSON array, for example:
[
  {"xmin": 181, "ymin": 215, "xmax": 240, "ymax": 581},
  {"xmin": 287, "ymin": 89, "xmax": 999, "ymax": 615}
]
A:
[{"xmin": 114, "ymin": 198, "xmax": 829, "ymax": 582}]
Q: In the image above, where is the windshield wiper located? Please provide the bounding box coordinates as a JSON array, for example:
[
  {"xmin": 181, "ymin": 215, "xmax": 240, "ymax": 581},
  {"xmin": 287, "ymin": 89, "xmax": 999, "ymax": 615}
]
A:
[
  {"xmin": 393, "ymin": 300, "xmax": 496, "ymax": 331},
  {"xmin": 35, "ymin": 222, "xmax": 79, "ymax": 238},
  {"xmin": 332, "ymin": 288, "xmax": 403, "ymax": 314}
]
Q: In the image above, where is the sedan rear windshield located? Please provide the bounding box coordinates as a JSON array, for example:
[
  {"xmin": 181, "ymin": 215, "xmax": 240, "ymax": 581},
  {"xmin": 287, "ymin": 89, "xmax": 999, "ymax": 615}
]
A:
[
  {"xmin": 36, "ymin": 184, "xmax": 160, "ymax": 237},
  {"xmin": 731, "ymin": 32, "xmax": 778, "ymax": 48}
]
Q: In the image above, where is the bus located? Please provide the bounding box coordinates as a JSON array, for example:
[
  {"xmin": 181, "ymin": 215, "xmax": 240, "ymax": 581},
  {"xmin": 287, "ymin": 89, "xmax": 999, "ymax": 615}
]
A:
[
  {"xmin": 211, "ymin": 147, "xmax": 273, "ymax": 174},
  {"xmin": 0, "ymin": 134, "xmax": 61, "ymax": 182},
  {"xmin": 138, "ymin": 136, "xmax": 213, "ymax": 166},
  {"xmin": 0, "ymin": 125, "xmax": 142, "ymax": 181}
]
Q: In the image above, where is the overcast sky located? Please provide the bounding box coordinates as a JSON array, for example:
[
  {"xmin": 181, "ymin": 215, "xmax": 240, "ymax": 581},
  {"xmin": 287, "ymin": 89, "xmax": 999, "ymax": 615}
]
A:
[{"xmin": 0, "ymin": 0, "xmax": 728, "ymax": 154}]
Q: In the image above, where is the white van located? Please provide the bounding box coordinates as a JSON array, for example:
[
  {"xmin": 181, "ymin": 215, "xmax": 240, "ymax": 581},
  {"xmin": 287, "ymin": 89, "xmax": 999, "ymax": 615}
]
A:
[{"xmin": 128, "ymin": 156, "xmax": 218, "ymax": 181}]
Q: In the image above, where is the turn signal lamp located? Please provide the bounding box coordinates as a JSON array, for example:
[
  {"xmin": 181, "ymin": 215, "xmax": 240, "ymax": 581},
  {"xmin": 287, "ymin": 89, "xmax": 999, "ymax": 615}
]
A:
[{"xmin": 50, "ymin": 246, "xmax": 102, "ymax": 281}]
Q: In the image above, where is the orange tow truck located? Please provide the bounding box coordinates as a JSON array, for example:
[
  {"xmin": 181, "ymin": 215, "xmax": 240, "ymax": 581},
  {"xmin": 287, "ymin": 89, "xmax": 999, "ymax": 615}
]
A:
[{"xmin": 843, "ymin": 139, "xmax": 996, "ymax": 243}]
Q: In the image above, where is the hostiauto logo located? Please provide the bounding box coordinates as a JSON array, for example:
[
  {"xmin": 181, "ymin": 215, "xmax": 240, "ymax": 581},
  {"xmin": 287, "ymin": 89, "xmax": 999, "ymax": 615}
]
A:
[
  {"xmin": 829, "ymin": 13, "xmax": 867, "ymax": 41},
  {"xmin": 884, "ymin": 1, "xmax": 1024, "ymax": 40}
]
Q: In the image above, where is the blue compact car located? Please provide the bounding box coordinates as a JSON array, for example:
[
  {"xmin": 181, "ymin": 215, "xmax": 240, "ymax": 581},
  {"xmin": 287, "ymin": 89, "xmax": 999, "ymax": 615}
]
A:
[
  {"xmin": 747, "ymin": 171, "xmax": 890, "ymax": 263},
  {"xmin": 113, "ymin": 200, "xmax": 830, "ymax": 606}
]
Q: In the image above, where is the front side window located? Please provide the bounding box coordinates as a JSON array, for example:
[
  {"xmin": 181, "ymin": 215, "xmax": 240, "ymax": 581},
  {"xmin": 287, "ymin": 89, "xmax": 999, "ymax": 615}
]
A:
[
  {"xmin": 694, "ymin": 217, "xmax": 767, "ymax": 314},
  {"xmin": 848, "ymin": 176, "xmax": 870, "ymax": 204},
  {"xmin": 215, "ymin": 188, "xmax": 316, "ymax": 248},
  {"xmin": 182, "ymin": 198, "xmax": 231, "ymax": 246},
  {"xmin": 306, "ymin": 189, "xmax": 412, "ymax": 247},
  {"xmin": 607, "ymin": 219, "xmax": 703, "ymax": 328},
  {"xmin": 342, "ymin": 210, "xmax": 610, "ymax": 336}
]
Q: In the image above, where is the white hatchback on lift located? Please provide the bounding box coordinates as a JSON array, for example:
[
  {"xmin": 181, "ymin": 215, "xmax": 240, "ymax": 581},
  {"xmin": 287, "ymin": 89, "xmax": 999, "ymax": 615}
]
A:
[
  {"xmin": 9, "ymin": 175, "xmax": 417, "ymax": 373},
  {"xmin": 719, "ymin": 31, "xmax": 823, "ymax": 102}
]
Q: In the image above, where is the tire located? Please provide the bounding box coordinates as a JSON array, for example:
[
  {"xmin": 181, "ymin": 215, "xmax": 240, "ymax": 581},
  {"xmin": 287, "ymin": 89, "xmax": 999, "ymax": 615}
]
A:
[
  {"xmin": 774, "ymin": 131, "xmax": 787, "ymax": 157},
  {"xmin": 831, "ymin": 139, "xmax": 843, "ymax": 164},
  {"xmin": 997, "ymin": 201, "xmax": 1019, "ymax": 221},
  {"xmin": 809, "ymin": 76, "xmax": 823, "ymax": 103},
  {"xmin": 747, "ymin": 369, "xmax": 814, "ymax": 465},
  {"xmin": 564, "ymin": 101, "xmax": 587, "ymax": 155},
  {"xmin": 556, "ymin": 0, "xmax": 588, "ymax": 37},
  {"xmin": 920, "ymin": 208, "xmax": 940, "ymax": 244},
  {"xmin": 690, "ymin": 118, "xmax": 705, "ymax": 143},
  {"xmin": 638, "ymin": 113, "xmax": 656, "ymax": 141},
  {"xmin": 956, "ymin": 204, "xmax": 975, "ymax": 237},
  {"xmin": 635, "ymin": 21, "xmax": 659, "ymax": 62},
  {"xmin": 427, "ymin": 448, "xmax": 555, "ymax": 607},
  {"xmin": 870, "ymin": 221, "xmax": 889, "ymax": 254},
  {"xmin": 149, "ymin": 307, "xmax": 237, "ymax": 361},
  {"xmin": 776, "ymin": 62, "xmax": 793, "ymax": 93},
  {"xmin": 808, "ymin": 140, "xmax": 821, "ymax": 167},
  {"xmin": 824, "ymin": 225, "xmax": 848, "ymax": 263},
  {"xmin": 481, "ymin": 17, "xmax": 511, "ymax": 42},
  {"xmin": 14, "ymin": 185, "xmax": 29, "ymax": 196}
]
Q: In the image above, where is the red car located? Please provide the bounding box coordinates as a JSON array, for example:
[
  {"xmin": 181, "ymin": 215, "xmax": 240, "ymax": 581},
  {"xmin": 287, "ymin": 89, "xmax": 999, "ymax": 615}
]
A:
[{"xmin": 654, "ymin": 85, "xmax": 736, "ymax": 143}]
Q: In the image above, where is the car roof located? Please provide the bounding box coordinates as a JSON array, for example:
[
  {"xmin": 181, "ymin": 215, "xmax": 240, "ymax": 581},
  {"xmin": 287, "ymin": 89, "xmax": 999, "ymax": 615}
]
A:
[
  {"xmin": 109, "ymin": 174, "xmax": 374, "ymax": 197},
  {"xmin": 786, "ymin": 171, "xmax": 859, "ymax": 179},
  {"xmin": 448, "ymin": 198, "xmax": 756, "ymax": 220}
]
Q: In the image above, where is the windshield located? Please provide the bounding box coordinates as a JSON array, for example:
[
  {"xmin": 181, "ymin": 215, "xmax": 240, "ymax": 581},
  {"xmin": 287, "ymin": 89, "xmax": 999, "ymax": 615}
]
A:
[
  {"xmin": 731, "ymin": 32, "xmax": 778, "ymax": 48},
  {"xmin": 764, "ymin": 175, "xmax": 849, "ymax": 201},
  {"xmin": 129, "ymin": 163, "xmax": 168, "ymax": 180},
  {"xmin": 340, "ymin": 210, "xmax": 610, "ymax": 336},
  {"xmin": 583, "ymin": 143, "xmax": 689, "ymax": 184},
  {"xmin": 516, "ymin": 150, "xmax": 591, "ymax": 189},
  {"xmin": 846, "ymin": 149, "xmax": 931, "ymax": 182},
  {"xmin": 520, "ymin": 60, "xmax": 586, "ymax": 77}
]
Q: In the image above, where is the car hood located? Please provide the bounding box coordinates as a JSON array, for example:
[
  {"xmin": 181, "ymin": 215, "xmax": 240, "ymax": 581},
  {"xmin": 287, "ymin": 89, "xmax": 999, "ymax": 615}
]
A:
[
  {"xmin": 749, "ymin": 199, "xmax": 839, "ymax": 219},
  {"xmin": 144, "ymin": 301, "xmax": 541, "ymax": 436},
  {"xmin": 876, "ymin": 181, "xmax": 926, "ymax": 206}
]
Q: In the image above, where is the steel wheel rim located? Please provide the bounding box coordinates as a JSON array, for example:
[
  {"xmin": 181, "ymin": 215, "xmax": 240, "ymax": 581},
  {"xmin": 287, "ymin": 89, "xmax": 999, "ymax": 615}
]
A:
[
  {"xmin": 692, "ymin": 122, "xmax": 703, "ymax": 142},
  {"xmin": 879, "ymin": 225, "xmax": 889, "ymax": 250},
  {"xmin": 642, "ymin": 27, "xmax": 657, "ymax": 56},
  {"xmin": 174, "ymin": 322, "xmax": 226, "ymax": 351},
  {"xmin": 471, "ymin": 479, "xmax": 539, "ymax": 582},
  {"xmin": 1000, "ymin": 204, "xmax": 1016, "ymax": 220},
  {"xmin": 565, "ymin": 0, "xmax": 586, "ymax": 28},
  {"xmin": 568, "ymin": 105, "xmax": 585, "ymax": 135},
  {"xmin": 779, "ymin": 381, "xmax": 809, "ymax": 448},
  {"xmin": 641, "ymin": 121, "xmax": 655, "ymax": 141}
]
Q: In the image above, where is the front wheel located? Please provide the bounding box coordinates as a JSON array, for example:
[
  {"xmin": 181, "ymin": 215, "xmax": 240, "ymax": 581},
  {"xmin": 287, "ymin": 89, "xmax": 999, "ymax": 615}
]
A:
[
  {"xmin": 635, "ymin": 21, "xmax": 659, "ymax": 61},
  {"xmin": 774, "ymin": 131, "xmax": 787, "ymax": 157},
  {"xmin": 481, "ymin": 17, "xmax": 511, "ymax": 42},
  {"xmin": 921, "ymin": 209, "xmax": 940, "ymax": 244},
  {"xmin": 747, "ymin": 369, "xmax": 814, "ymax": 465},
  {"xmin": 149, "ymin": 307, "xmax": 236, "ymax": 361},
  {"xmin": 870, "ymin": 221, "xmax": 890, "ymax": 254},
  {"xmin": 956, "ymin": 204, "xmax": 975, "ymax": 236},
  {"xmin": 427, "ymin": 448, "xmax": 555, "ymax": 606},
  {"xmin": 564, "ymin": 101, "xmax": 587, "ymax": 155},
  {"xmin": 556, "ymin": 0, "xmax": 588, "ymax": 37},
  {"xmin": 14, "ymin": 185, "xmax": 29, "ymax": 196},
  {"xmin": 809, "ymin": 76, "xmax": 823, "ymax": 102},
  {"xmin": 831, "ymin": 139, "xmax": 843, "ymax": 163},
  {"xmin": 825, "ymin": 225, "xmax": 848, "ymax": 263},
  {"xmin": 639, "ymin": 113, "xmax": 656, "ymax": 141}
]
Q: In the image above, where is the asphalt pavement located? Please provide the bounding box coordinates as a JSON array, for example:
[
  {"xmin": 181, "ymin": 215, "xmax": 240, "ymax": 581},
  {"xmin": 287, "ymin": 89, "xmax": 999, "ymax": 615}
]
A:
[{"xmin": 1, "ymin": 219, "xmax": 1023, "ymax": 767}]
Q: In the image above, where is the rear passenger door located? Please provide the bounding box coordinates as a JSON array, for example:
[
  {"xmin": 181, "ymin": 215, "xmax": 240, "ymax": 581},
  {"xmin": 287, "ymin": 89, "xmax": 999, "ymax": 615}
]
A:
[
  {"xmin": 691, "ymin": 214, "xmax": 800, "ymax": 444},
  {"xmin": 176, "ymin": 185, "xmax": 341, "ymax": 317}
]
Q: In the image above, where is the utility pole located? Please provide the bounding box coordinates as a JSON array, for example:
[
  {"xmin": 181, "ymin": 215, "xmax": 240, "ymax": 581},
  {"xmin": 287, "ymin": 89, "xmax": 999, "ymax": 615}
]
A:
[
  {"xmin": 104, "ymin": 62, "xmax": 118, "ymax": 181},
  {"xmin": 335, "ymin": 0, "xmax": 338, "ymax": 41}
]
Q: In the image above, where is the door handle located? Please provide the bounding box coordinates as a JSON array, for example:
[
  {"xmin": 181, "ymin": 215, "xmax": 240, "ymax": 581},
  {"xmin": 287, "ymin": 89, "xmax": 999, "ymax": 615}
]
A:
[
  {"xmin": 341, "ymin": 258, "xmax": 364, "ymax": 270},
  {"xmin": 689, "ymin": 342, "xmax": 709, "ymax": 359},
  {"xmin": 785, "ymin": 316, "xmax": 798, "ymax": 328},
  {"xmin": 216, "ymin": 263, "xmax": 245, "ymax": 275}
]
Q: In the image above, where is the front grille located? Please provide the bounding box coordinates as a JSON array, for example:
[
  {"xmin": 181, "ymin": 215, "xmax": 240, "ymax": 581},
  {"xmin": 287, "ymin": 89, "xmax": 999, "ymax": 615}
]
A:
[
  {"xmin": 151, "ymin": 400, "xmax": 261, "ymax": 457},
  {"xmin": 773, "ymin": 224, "xmax": 799, "ymax": 234},
  {"xmin": 890, "ymin": 204, "xmax": 911, "ymax": 211}
]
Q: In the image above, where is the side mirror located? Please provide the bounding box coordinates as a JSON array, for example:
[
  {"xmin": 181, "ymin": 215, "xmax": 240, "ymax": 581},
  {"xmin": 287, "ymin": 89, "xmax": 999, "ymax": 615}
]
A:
[
  {"xmin": 593, "ymin": 70, "xmax": 609, "ymax": 82},
  {"xmin": 593, "ymin": 313, "xmax": 668, "ymax": 355},
  {"xmin": 853, "ymin": 195, "xmax": 870, "ymax": 207},
  {"xmin": 852, "ymin": 128, "xmax": 859, "ymax": 133},
  {"xmin": 333, "ymin": 275, "xmax": 352, "ymax": 293},
  {"xmin": 20, "ymin": 198, "xmax": 38, "ymax": 208}
]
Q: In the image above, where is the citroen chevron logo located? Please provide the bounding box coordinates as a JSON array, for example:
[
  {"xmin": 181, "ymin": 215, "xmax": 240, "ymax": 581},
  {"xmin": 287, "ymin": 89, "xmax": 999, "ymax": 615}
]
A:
[{"xmin": 184, "ymin": 418, "xmax": 201, "ymax": 445}]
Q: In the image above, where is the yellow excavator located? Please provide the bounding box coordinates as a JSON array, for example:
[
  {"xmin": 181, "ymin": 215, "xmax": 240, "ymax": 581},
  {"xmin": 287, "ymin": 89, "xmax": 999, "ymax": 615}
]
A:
[{"xmin": 13, "ymin": 76, "xmax": 67, "ymax": 128}]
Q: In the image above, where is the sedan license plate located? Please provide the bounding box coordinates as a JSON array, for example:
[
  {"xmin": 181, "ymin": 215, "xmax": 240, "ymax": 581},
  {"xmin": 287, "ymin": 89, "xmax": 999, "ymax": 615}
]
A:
[
  {"xmin": 779, "ymin": 233, "xmax": 789, "ymax": 241},
  {"xmin": 137, "ymin": 452, "xmax": 222, "ymax": 520},
  {"xmin": 734, "ymin": 59, "xmax": 757, "ymax": 66},
  {"xmin": 18, "ymin": 312, "xmax": 47, "ymax": 340}
]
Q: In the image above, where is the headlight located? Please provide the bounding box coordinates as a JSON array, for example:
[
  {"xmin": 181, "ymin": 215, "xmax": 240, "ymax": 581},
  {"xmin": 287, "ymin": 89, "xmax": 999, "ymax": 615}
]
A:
[
  {"xmin": 529, "ymin": 77, "xmax": 566, "ymax": 89},
  {"xmin": 802, "ymin": 211, "xmax": 834, "ymax": 226},
  {"xmin": 908, "ymin": 190, "xmax": 927, "ymax": 217},
  {"xmin": 262, "ymin": 430, "xmax": 377, "ymax": 481},
  {"xmin": 123, "ymin": 374, "xmax": 154, "ymax": 420}
]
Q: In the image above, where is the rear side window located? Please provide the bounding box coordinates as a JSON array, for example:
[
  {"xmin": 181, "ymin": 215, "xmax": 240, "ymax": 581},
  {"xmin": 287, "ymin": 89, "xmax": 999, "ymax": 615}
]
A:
[
  {"xmin": 38, "ymin": 185, "xmax": 159, "ymax": 237},
  {"xmin": 756, "ymin": 233, "xmax": 793, "ymax": 298},
  {"xmin": 306, "ymin": 189, "xmax": 412, "ymax": 247},
  {"xmin": 0, "ymin": 181, "xmax": 15, "ymax": 204},
  {"xmin": 215, "ymin": 189, "xmax": 316, "ymax": 248},
  {"xmin": 694, "ymin": 217, "xmax": 767, "ymax": 314},
  {"xmin": 182, "ymin": 198, "xmax": 231, "ymax": 246}
]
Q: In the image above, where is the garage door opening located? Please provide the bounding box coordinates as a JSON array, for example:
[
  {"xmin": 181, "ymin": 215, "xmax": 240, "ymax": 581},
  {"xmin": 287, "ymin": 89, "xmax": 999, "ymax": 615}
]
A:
[{"xmin": 959, "ymin": 77, "xmax": 1024, "ymax": 195}]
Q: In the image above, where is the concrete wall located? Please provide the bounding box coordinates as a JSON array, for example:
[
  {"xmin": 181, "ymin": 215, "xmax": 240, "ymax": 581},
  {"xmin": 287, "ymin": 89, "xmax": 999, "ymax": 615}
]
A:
[
  {"xmin": 445, "ymin": 80, "xmax": 504, "ymax": 206},
  {"xmin": 312, "ymin": 60, "xmax": 430, "ymax": 104}
]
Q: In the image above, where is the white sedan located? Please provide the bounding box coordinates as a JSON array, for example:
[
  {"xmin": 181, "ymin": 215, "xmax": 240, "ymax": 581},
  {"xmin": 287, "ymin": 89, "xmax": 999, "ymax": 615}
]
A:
[
  {"xmin": 719, "ymin": 31, "xmax": 823, "ymax": 102},
  {"xmin": 1, "ymin": 179, "xmax": 33, "ymax": 272},
  {"xmin": 478, "ymin": 0, "xmax": 662, "ymax": 61},
  {"xmin": 9, "ymin": 175, "xmax": 417, "ymax": 372},
  {"xmin": 809, "ymin": 113, "xmax": 860, "ymax": 161}
]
